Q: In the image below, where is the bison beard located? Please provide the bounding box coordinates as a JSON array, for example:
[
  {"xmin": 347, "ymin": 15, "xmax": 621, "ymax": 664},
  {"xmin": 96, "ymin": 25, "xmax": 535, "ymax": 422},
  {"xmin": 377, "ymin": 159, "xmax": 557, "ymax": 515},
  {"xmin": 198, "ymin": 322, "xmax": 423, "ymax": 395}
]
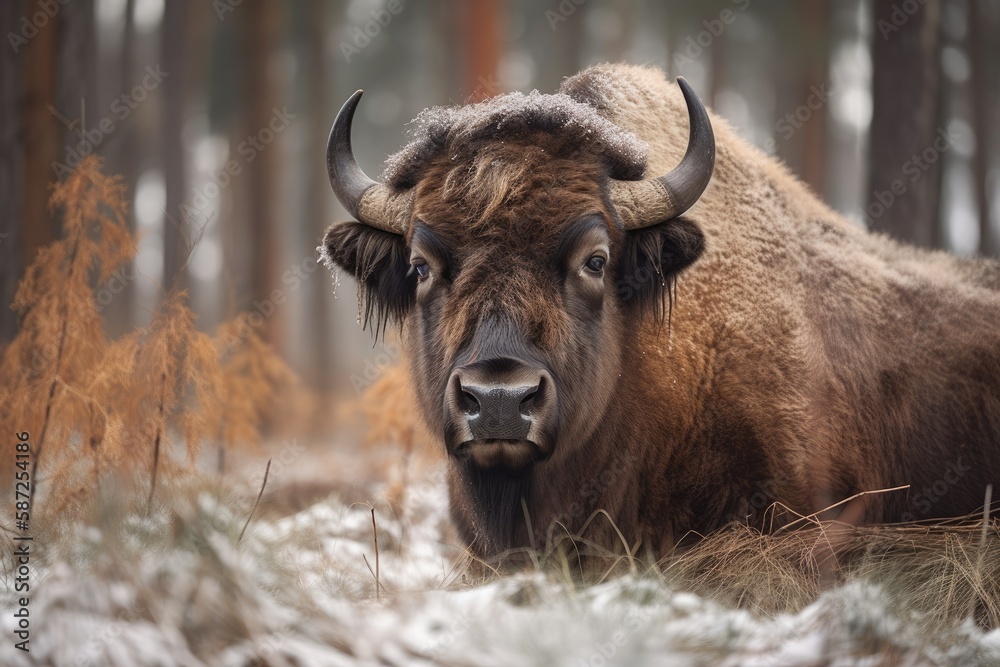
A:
[
  {"xmin": 450, "ymin": 460, "xmax": 535, "ymax": 557},
  {"xmin": 321, "ymin": 63, "xmax": 1000, "ymax": 565}
]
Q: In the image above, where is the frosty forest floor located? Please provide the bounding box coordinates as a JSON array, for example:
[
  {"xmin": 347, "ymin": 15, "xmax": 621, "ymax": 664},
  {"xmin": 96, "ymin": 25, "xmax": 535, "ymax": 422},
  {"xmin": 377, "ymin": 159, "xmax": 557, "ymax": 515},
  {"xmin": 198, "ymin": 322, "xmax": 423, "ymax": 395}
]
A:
[{"xmin": 1, "ymin": 440, "xmax": 999, "ymax": 667}]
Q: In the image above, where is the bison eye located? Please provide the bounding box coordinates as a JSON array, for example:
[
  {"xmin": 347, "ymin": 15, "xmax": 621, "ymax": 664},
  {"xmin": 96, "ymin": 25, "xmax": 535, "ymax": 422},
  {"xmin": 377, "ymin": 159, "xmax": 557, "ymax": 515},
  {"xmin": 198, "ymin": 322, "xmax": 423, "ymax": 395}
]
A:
[
  {"xmin": 584, "ymin": 255, "xmax": 606, "ymax": 274},
  {"xmin": 410, "ymin": 261, "xmax": 430, "ymax": 281}
]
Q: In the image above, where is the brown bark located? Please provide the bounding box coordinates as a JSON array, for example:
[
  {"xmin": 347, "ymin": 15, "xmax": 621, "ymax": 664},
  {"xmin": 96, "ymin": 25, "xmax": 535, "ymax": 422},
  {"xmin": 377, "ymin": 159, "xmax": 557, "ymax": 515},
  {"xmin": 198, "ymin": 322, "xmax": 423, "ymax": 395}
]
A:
[
  {"xmin": 19, "ymin": 0, "xmax": 60, "ymax": 275},
  {"xmin": 161, "ymin": 0, "xmax": 189, "ymax": 286},
  {"xmin": 798, "ymin": 0, "xmax": 831, "ymax": 197},
  {"xmin": 461, "ymin": 0, "xmax": 503, "ymax": 101},
  {"xmin": 306, "ymin": 0, "xmax": 335, "ymax": 392},
  {"xmin": 867, "ymin": 0, "xmax": 943, "ymax": 247},
  {"xmin": 970, "ymin": 0, "xmax": 997, "ymax": 256},
  {"xmin": 1, "ymin": 1, "xmax": 25, "ymax": 342},
  {"xmin": 240, "ymin": 2, "xmax": 284, "ymax": 344}
]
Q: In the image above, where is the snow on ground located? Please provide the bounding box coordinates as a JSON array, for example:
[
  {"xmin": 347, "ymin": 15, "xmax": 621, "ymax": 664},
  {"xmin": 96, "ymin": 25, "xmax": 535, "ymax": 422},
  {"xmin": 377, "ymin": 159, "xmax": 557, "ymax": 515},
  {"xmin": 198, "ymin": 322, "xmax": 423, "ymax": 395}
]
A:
[{"xmin": 2, "ymin": 469, "xmax": 999, "ymax": 667}]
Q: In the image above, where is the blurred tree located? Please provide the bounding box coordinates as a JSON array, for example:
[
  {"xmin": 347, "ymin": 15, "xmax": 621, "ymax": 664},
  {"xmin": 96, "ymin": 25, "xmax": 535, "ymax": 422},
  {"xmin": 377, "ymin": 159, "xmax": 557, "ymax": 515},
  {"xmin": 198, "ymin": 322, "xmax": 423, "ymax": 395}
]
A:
[
  {"xmin": 770, "ymin": 0, "xmax": 831, "ymax": 198},
  {"xmin": 969, "ymin": 0, "xmax": 998, "ymax": 255},
  {"xmin": 462, "ymin": 0, "xmax": 502, "ymax": 101},
  {"xmin": 303, "ymin": 0, "xmax": 335, "ymax": 392},
  {"xmin": 160, "ymin": 1, "xmax": 189, "ymax": 284},
  {"xmin": 1, "ymin": 1, "xmax": 24, "ymax": 342},
  {"xmin": 19, "ymin": 0, "xmax": 60, "ymax": 305},
  {"xmin": 239, "ymin": 2, "xmax": 284, "ymax": 343},
  {"xmin": 607, "ymin": 0, "xmax": 636, "ymax": 63},
  {"xmin": 527, "ymin": 0, "xmax": 582, "ymax": 93},
  {"xmin": 99, "ymin": 0, "xmax": 138, "ymax": 336},
  {"xmin": 868, "ymin": 0, "xmax": 943, "ymax": 247},
  {"xmin": 798, "ymin": 0, "xmax": 832, "ymax": 196}
]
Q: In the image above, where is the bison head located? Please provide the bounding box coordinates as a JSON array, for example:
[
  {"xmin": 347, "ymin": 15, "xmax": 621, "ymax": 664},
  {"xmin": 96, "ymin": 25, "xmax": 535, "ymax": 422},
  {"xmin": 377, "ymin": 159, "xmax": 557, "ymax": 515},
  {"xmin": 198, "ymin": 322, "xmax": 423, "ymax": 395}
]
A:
[{"xmin": 322, "ymin": 78, "xmax": 714, "ymax": 552}]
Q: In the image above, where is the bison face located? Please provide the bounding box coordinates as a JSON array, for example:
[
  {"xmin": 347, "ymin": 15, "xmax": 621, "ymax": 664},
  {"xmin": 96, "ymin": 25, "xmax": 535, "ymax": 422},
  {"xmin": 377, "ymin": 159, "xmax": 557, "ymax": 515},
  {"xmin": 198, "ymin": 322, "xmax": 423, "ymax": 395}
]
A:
[{"xmin": 322, "ymin": 79, "xmax": 713, "ymax": 479}]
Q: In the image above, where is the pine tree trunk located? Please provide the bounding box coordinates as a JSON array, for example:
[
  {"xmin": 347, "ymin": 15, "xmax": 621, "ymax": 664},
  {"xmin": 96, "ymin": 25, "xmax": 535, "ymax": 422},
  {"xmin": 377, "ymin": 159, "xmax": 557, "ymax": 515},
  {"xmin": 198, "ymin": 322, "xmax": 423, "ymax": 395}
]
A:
[
  {"xmin": 305, "ymin": 0, "xmax": 335, "ymax": 393},
  {"xmin": 19, "ymin": 0, "xmax": 60, "ymax": 275},
  {"xmin": 969, "ymin": 0, "xmax": 997, "ymax": 256},
  {"xmin": 240, "ymin": 2, "xmax": 283, "ymax": 345},
  {"xmin": 867, "ymin": 0, "xmax": 943, "ymax": 247},
  {"xmin": 161, "ymin": 0, "xmax": 189, "ymax": 286},
  {"xmin": 461, "ymin": 0, "xmax": 502, "ymax": 101},
  {"xmin": 0, "ymin": 1, "xmax": 24, "ymax": 343}
]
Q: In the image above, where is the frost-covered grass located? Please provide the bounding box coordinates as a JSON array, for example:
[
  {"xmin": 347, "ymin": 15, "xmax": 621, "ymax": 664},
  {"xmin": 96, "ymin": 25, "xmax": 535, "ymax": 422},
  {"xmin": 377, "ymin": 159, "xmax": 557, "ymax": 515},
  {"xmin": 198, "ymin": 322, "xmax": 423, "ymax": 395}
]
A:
[{"xmin": 2, "ymin": 467, "xmax": 999, "ymax": 667}]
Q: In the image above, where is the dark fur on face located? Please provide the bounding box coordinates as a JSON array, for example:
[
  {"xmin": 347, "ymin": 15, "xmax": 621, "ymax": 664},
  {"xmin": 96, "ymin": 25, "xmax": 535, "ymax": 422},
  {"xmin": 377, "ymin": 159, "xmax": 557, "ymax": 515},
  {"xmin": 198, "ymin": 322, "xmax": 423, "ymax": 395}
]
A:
[
  {"xmin": 324, "ymin": 125, "xmax": 706, "ymax": 558},
  {"xmin": 320, "ymin": 222, "xmax": 413, "ymax": 341}
]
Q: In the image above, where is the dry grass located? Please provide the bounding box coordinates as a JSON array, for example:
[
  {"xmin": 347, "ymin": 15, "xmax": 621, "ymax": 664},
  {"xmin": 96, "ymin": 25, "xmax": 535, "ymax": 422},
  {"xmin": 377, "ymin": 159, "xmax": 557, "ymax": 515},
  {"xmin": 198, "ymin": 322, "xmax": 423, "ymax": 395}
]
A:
[{"xmin": 662, "ymin": 518, "xmax": 1000, "ymax": 627}]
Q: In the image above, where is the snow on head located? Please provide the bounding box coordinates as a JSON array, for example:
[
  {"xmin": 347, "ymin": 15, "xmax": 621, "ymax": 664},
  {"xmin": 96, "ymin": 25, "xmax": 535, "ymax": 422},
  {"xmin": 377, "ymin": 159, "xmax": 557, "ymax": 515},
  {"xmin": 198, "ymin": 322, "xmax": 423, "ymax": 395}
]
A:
[{"xmin": 382, "ymin": 91, "xmax": 649, "ymax": 189}]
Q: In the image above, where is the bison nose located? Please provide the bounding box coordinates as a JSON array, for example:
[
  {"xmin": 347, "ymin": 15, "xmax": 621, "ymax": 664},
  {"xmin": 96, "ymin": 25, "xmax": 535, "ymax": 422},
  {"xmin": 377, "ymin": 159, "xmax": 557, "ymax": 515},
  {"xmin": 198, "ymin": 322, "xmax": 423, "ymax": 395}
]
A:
[{"xmin": 449, "ymin": 363, "xmax": 552, "ymax": 441}]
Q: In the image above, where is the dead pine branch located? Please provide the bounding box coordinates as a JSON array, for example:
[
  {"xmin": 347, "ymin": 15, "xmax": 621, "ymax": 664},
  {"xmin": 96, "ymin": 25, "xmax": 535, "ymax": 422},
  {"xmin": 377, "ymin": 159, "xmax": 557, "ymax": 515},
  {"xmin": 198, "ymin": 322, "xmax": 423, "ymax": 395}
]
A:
[
  {"xmin": 239, "ymin": 458, "xmax": 271, "ymax": 544},
  {"xmin": 146, "ymin": 371, "xmax": 168, "ymax": 514},
  {"xmin": 0, "ymin": 157, "xmax": 135, "ymax": 508},
  {"xmin": 28, "ymin": 231, "xmax": 82, "ymax": 509},
  {"xmin": 362, "ymin": 505, "xmax": 383, "ymax": 601}
]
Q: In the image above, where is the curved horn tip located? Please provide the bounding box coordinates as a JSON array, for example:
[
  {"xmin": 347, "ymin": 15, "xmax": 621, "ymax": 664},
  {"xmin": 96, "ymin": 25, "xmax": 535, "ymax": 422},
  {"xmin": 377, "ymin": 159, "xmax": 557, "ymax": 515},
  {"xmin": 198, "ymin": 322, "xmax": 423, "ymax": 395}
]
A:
[
  {"xmin": 610, "ymin": 75, "xmax": 715, "ymax": 229},
  {"xmin": 328, "ymin": 90, "xmax": 379, "ymax": 220}
]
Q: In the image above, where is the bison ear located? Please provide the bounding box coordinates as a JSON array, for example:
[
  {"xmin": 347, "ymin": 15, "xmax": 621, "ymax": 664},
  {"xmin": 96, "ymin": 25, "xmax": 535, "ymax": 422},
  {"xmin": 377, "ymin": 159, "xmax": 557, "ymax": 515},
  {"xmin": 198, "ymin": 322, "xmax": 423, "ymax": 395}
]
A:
[
  {"xmin": 618, "ymin": 217, "xmax": 705, "ymax": 320},
  {"xmin": 320, "ymin": 222, "xmax": 415, "ymax": 337}
]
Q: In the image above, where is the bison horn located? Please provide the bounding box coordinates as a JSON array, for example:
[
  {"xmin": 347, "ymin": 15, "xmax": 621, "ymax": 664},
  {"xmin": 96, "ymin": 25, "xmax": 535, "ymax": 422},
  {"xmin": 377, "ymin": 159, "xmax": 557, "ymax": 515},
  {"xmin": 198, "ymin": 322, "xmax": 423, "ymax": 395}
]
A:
[
  {"xmin": 327, "ymin": 90, "xmax": 412, "ymax": 234},
  {"xmin": 609, "ymin": 77, "xmax": 715, "ymax": 229}
]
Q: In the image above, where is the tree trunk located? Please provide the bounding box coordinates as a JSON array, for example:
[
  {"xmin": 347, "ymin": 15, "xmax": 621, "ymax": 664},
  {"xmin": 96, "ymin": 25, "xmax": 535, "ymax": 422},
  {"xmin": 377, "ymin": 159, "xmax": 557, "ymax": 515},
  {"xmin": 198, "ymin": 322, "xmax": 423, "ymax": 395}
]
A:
[
  {"xmin": 240, "ymin": 3, "xmax": 284, "ymax": 344},
  {"xmin": 102, "ymin": 0, "xmax": 137, "ymax": 335},
  {"xmin": 19, "ymin": 0, "xmax": 60, "ymax": 275},
  {"xmin": 0, "ymin": 1, "xmax": 25, "ymax": 342},
  {"xmin": 461, "ymin": 0, "xmax": 503, "ymax": 101},
  {"xmin": 55, "ymin": 0, "xmax": 96, "ymax": 151},
  {"xmin": 305, "ymin": 0, "xmax": 335, "ymax": 392},
  {"xmin": 867, "ymin": 0, "xmax": 943, "ymax": 247},
  {"xmin": 798, "ymin": 0, "xmax": 831, "ymax": 198},
  {"xmin": 161, "ymin": 0, "xmax": 189, "ymax": 286},
  {"xmin": 969, "ymin": 0, "xmax": 997, "ymax": 256}
]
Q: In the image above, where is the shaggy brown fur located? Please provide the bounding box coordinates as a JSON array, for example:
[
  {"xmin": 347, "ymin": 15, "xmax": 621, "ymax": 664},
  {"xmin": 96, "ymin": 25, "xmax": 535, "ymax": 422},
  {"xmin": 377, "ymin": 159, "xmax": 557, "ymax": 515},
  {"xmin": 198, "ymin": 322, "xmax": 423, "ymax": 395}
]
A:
[{"xmin": 323, "ymin": 64, "xmax": 1000, "ymax": 562}]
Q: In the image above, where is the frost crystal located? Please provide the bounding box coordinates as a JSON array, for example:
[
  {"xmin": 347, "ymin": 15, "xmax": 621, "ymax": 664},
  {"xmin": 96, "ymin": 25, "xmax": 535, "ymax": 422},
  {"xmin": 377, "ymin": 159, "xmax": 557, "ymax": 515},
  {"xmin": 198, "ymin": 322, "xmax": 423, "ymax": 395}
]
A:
[{"xmin": 382, "ymin": 91, "xmax": 649, "ymax": 189}]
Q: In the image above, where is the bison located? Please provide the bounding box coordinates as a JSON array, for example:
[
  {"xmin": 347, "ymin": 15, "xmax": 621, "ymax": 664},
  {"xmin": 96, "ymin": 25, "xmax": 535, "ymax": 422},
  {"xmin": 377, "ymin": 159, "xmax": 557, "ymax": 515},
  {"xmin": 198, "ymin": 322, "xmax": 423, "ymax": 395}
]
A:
[{"xmin": 321, "ymin": 64, "xmax": 1000, "ymax": 561}]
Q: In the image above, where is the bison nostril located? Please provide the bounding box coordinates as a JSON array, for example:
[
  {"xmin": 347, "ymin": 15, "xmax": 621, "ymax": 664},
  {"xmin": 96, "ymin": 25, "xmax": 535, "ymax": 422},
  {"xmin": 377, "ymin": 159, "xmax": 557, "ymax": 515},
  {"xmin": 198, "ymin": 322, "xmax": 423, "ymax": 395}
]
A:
[
  {"xmin": 519, "ymin": 389, "xmax": 538, "ymax": 416},
  {"xmin": 460, "ymin": 390, "xmax": 480, "ymax": 415},
  {"xmin": 519, "ymin": 376, "xmax": 546, "ymax": 416}
]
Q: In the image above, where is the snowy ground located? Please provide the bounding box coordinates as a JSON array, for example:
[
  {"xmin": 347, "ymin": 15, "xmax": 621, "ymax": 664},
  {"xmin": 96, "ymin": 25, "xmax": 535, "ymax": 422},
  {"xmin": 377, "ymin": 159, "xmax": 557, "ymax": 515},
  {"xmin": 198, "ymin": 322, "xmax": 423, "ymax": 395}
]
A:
[{"xmin": 2, "ymin": 456, "xmax": 999, "ymax": 667}]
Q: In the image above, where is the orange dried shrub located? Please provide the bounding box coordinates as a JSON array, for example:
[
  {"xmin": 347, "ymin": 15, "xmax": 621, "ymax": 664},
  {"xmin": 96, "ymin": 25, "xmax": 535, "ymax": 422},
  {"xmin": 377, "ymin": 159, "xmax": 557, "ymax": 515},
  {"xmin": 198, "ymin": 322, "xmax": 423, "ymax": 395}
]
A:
[
  {"xmin": 351, "ymin": 361, "xmax": 440, "ymax": 505},
  {"xmin": 132, "ymin": 290, "xmax": 223, "ymax": 504},
  {"xmin": 212, "ymin": 320, "xmax": 302, "ymax": 472},
  {"xmin": 0, "ymin": 156, "xmax": 135, "ymax": 500}
]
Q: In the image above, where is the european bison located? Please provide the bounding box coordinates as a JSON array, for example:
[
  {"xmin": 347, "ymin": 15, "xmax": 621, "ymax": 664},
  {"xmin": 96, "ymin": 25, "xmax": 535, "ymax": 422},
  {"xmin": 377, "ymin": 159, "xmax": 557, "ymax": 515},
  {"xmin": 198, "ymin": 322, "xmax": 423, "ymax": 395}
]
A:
[{"xmin": 321, "ymin": 64, "xmax": 1000, "ymax": 561}]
